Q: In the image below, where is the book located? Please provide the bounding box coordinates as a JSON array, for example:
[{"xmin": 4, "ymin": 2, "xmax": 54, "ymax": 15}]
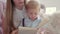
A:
[{"xmin": 18, "ymin": 27, "xmax": 37, "ymax": 34}]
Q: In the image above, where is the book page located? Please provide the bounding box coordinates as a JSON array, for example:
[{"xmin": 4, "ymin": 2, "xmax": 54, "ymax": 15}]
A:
[{"xmin": 18, "ymin": 27, "xmax": 37, "ymax": 34}]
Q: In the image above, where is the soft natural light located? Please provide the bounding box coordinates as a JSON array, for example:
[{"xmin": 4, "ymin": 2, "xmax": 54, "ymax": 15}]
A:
[{"xmin": 45, "ymin": 7, "xmax": 56, "ymax": 15}]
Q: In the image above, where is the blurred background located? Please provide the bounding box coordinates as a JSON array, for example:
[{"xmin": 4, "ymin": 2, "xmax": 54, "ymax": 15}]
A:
[{"xmin": 40, "ymin": 0, "xmax": 60, "ymax": 15}]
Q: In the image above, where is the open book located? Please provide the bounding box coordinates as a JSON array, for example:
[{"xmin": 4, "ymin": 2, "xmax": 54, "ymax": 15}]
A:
[
  {"xmin": 18, "ymin": 27, "xmax": 37, "ymax": 34},
  {"xmin": 18, "ymin": 17, "xmax": 49, "ymax": 34}
]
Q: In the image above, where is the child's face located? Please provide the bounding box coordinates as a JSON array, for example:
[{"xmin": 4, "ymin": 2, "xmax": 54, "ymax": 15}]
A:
[
  {"xmin": 13, "ymin": 0, "xmax": 24, "ymax": 7},
  {"xmin": 27, "ymin": 9, "xmax": 40, "ymax": 21}
]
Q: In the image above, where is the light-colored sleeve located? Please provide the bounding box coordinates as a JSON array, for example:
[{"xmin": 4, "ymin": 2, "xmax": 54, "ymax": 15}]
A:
[
  {"xmin": 37, "ymin": 16, "xmax": 58, "ymax": 34},
  {"xmin": 37, "ymin": 20, "xmax": 57, "ymax": 34},
  {"xmin": 43, "ymin": 22, "xmax": 58, "ymax": 34},
  {"xmin": 37, "ymin": 16, "xmax": 49, "ymax": 28},
  {"xmin": 13, "ymin": 12, "xmax": 22, "ymax": 28}
]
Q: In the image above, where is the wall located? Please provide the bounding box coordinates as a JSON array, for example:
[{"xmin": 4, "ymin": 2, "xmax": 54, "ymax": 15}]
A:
[{"xmin": 40, "ymin": 0, "xmax": 60, "ymax": 11}]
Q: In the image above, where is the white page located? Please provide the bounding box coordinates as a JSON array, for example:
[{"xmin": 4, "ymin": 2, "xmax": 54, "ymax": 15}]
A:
[{"xmin": 18, "ymin": 27, "xmax": 37, "ymax": 34}]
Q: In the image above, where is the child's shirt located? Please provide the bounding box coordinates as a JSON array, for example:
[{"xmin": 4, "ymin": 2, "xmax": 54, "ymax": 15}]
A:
[{"xmin": 23, "ymin": 17, "xmax": 41, "ymax": 28}]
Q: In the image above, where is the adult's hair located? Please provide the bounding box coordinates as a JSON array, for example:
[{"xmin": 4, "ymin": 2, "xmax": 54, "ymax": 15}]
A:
[
  {"xmin": 49, "ymin": 12, "xmax": 60, "ymax": 34},
  {"xmin": 50, "ymin": 12, "xmax": 60, "ymax": 27},
  {"xmin": 3, "ymin": 0, "xmax": 26, "ymax": 34}
]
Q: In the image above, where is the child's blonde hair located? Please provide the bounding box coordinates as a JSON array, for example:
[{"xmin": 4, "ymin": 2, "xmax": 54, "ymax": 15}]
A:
[{"xmin": 25, "ymin": 0, "xmax": 40, "ymax": 10}]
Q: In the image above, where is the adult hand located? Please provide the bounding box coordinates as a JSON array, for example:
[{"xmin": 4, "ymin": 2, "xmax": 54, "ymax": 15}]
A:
[
  {"xmin": 37, "ymin": 28, "xmax": 45, "ymax": 34},
  {"xmin": 37, "ymin": 28, "xmax": 55, "ymax": 34},
  {"xmin": 11, "ymin": 29, "xmax": 18, "ymax": 34}
]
